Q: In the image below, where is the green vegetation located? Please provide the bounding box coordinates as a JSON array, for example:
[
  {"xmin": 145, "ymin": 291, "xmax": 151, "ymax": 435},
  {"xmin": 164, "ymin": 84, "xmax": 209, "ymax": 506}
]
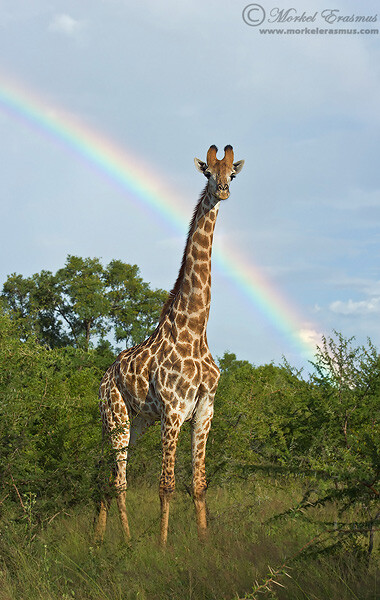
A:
[
  {"xmin": 2, "ymin": 254, "xmax": 167, "ymax": 349},
  {"xmin": 0, "ymin": 256, "xmax": 379, "ymax": 599},
  {"xmin": 1, "ymin": 483, "xmax": 378, "ymax": 600}
]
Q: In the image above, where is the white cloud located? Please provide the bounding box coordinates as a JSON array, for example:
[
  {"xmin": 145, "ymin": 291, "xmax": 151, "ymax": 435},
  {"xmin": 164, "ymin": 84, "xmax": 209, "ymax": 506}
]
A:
[
  {"xmin": 299, "ymin": 328, "xmax": 324, "ymax": 350},
  {"xmin": 48, "ymin": 14, "xmax": 83, "ymax": 37},
  {"xmin": 329, "ymin": 298, "xmax": 380, "ymax": 316}
]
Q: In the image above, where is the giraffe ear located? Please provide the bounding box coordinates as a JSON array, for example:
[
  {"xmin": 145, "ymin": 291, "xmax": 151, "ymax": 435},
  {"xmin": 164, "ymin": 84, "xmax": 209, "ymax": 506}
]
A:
[
  {"xmin": 232, "ymin": 160, "xmax": 245, "ymax": 174},
  {"xmin": 194, "ymin": 158, "xmax": 208, "ymax": 174}
]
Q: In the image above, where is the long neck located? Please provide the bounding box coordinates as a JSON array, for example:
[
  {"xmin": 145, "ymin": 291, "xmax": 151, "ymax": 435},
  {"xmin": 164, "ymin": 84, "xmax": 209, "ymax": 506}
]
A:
[{"xmin": 160, "ymin": 187, "xmax": 220, "ymax": 338}]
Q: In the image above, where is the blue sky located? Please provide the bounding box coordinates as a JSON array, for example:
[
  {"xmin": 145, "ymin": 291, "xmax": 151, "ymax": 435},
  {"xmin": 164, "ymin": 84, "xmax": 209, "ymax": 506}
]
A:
[{"xmin": 1, "ymin": 0, "xmax": 379, "ymax": 370}]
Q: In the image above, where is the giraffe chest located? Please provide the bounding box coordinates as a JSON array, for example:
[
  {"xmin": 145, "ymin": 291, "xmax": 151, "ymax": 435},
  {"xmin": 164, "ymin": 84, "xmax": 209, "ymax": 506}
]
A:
[
  {"xmin": 113, "ymin": 335, "xmax": 219, "ymax": 422},
  {"xmin": 152, "ymin": 350, "xmax": 219, "ymax": 418},
  {"xmin": 118, "ymin": 354, "xmax": 201, "ymax": 417},
  {"xmin": 155, "ymin": 353, "xmax": 201, "ymax": 398}
]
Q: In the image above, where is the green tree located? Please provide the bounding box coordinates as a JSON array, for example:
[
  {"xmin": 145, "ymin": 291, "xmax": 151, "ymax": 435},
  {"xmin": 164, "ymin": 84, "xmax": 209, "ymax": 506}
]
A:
[
  {"xmin": 308, "ymin": 332, "xmax": 380, "ymax": 501},
  {"xmin": 2, "ymin": 255, "xmax": 167, "ymax": 350},
  {"xmin": 105, "ymin": 259, "xmax": 166, "ymax": 346},
  {"xmin": 0, "ymin": 308, "xmax": 103, "ymax": 523},
  {"xmin": 273, "ymin": 332, "xmax": 380, "ymax": 558},
  {"xmin": 208, "ymin": 354, "xmax": 310, "ymax": 477}
]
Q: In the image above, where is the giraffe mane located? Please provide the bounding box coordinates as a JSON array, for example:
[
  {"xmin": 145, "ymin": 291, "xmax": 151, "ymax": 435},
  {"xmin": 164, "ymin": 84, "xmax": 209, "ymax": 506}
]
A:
[{"xmin": 159, "ymin": 186, "xmax": 208, "ymax": 322}]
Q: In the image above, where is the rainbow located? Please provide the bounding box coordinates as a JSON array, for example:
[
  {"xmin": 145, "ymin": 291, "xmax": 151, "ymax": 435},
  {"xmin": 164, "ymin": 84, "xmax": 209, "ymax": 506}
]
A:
[{"xmin": 0, "ymin": 72, "xmax": 320, "ymax": 361}]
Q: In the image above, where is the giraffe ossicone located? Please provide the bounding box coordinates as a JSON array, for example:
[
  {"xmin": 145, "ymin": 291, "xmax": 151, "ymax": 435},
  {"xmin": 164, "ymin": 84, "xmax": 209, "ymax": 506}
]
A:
[{"xmin": 94, "ymin": 145, "xmax": 244, "ymax": 546}]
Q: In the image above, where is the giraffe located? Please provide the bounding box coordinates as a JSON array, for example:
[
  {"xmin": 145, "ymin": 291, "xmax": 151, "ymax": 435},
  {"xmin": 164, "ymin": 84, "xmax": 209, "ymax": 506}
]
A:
[{"xmin": 94, "ymin": 145, "xmax": 244, "ymax": 546}]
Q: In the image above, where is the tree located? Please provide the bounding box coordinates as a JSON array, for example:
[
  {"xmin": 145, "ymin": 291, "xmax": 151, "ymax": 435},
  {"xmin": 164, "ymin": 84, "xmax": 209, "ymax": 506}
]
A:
[
  {"xmin": 308, "ymin": 332, "xmax": 380, "ymax": 497},
  {"xmin": 105, "ymin": 259, "xmax": 166, "ymax": 347},
  {"xmin": 207, "ymin": 340, "xmax": 380, "ymax": 557},
  {"xmin": 1, "ymin": 255, "xmax": 167, "ymax": 350},
  {"xmin": 0, "ymin": 308, "xmax": 103, "ymax": 521}
]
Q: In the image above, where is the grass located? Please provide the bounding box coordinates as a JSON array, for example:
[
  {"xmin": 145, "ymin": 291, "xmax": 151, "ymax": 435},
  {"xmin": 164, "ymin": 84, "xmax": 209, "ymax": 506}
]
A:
[{"xmin": 0, "ymin": 480, "xmax": 378, "ymax": 600}]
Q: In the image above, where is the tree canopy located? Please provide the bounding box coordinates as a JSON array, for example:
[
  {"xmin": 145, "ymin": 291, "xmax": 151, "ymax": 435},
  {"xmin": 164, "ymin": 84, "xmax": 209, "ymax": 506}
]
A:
[{"xmin": 1, "ymin": 255, "xmax": 167, "ymax": 350}]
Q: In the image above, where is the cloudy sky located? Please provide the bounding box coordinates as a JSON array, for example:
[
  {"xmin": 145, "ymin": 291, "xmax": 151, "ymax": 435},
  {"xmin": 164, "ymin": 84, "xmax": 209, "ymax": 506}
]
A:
[{"xmin": 0, "ymin": 0, "xmax": 379, "ymax": 371}]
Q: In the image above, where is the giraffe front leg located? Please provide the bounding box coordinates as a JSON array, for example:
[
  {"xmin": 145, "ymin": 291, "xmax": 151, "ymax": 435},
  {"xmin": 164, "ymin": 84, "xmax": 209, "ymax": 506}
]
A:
[
  {"xmin": 159, "ymin": 410, "xmax": 181, "ymax": 547},
  {"xmin": 191, "ymin": 395, "xmax": 214, "ymax": 541}
]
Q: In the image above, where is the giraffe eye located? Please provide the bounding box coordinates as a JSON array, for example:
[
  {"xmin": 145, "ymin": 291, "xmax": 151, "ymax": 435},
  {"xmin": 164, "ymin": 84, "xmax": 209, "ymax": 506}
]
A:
[
  {"xmin": 204, "ymin": 170, "xmax": 212, "ymax": 179},
  {"xmin": 230, "ymin": 173, "xmax": 236, "ymax": 180}
]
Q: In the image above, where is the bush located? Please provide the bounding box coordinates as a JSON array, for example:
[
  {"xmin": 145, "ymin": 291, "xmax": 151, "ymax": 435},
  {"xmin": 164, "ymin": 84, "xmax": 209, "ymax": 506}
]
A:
[
  {"xmin": 0, "ymin": 310, "xmax": 104, "ymax": 525},
  {"xmin": 1, "ymin": 302, "xmax": 378, "ymax": 561}
]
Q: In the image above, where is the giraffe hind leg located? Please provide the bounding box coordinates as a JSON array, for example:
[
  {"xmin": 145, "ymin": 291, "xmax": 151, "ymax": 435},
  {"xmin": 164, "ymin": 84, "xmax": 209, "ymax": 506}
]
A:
[
  {"xmin": 110, "ymin": 417, "xmax": 131, "ymax": 541},
  {"xmin": 94, "ymin": 494, "xmax": 111, "ymax": 545},
  {"xmin": 95, "ymin": 386, "xmax": 131, "ymax": 542}
]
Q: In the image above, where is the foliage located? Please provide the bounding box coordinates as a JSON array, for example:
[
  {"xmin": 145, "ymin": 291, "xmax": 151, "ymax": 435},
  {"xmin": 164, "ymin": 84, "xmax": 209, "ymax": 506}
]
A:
[
  {"xmin": 1, "ymin": 255, "xmax": 167, "ymax": 349},
  {"xmin": 0, "ymin": 255, "xmax": 378, "ymax": 587},
  {"xmin": 210, "ymin": 335, "xmax": 380, "ymax": 559},
  {"xmin": 0, "ymin": 309, "xmax": 104, "ymax": 525}
]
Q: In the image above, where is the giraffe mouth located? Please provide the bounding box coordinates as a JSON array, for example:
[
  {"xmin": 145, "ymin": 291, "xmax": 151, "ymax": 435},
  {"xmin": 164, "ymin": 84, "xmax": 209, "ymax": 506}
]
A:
[
  {"xmin": 217, "ymin": 190, "xmax": 230, "ymax": 200},
  {"xmin": 215, "ymin": 183, "xmax": 230, "ymax": 200}
]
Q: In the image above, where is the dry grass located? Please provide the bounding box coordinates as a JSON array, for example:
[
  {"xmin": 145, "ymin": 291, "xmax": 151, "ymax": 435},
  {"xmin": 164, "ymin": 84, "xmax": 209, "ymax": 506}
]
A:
[{"xmin": 0, "ymin": 481, "xmax": 378, "ymax": 600}]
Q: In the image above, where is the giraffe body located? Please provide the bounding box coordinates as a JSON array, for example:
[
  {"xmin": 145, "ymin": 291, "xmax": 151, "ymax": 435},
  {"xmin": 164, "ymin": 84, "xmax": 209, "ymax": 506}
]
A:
[{"xmin": 95, "ymin": 145, "xmax": 244, "ymax": 545}]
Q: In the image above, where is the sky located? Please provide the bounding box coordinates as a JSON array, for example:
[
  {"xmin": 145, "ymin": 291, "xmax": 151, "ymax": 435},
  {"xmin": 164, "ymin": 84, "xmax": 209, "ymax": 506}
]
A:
[{"xmin": 0, "ymin": 0, "xmax": 379, "ymax": 372}]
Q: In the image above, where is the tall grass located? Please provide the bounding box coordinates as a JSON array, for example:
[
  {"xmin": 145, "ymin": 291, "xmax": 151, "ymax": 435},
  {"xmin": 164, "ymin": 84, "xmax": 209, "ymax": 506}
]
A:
[{"xmin": 0, "ymin": 480, "xmax": 378, "ymax": 600}]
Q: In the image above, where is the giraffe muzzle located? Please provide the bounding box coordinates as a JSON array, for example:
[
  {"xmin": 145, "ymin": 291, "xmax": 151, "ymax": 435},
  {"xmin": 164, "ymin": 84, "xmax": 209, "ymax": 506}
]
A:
[{"xmin": 216, "ymin": 184, "xmax": 230, "ymax": 200}]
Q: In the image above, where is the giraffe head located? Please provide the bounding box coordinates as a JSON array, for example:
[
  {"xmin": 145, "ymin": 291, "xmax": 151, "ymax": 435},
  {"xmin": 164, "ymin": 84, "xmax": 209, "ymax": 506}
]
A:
[{"xmin": 194, "ymin": 145, "xmax": 244, "ymax": 200}]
